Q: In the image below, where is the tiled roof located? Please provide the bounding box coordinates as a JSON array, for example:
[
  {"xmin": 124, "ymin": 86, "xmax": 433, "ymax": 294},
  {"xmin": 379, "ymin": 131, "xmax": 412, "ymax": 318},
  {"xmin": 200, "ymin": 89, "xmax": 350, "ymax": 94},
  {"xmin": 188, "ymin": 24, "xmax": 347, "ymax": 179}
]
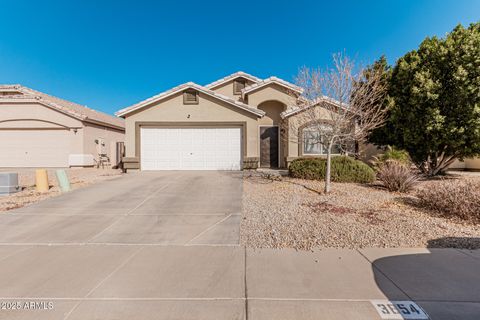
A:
[
  {"xmin": 116, "ymin": 72, "xmax": 312, "ymax": 118},
  {"xmin": 204, "ymin": 71, "xmax": 262, "ymax": 89},
  {"xmin": 280, "ymin": 96, "xmax": 346, "ymax": 119},
  {"xmin": 242, "ymin": 76, "xmax": 303, "ymax": 97},
  {"xmin": 116, "ymin": 82, "xmax": 265, "ymax": 117},
  {"xmin": 0, "ymin": 84, "xmax": 124, "ymax": 129}
]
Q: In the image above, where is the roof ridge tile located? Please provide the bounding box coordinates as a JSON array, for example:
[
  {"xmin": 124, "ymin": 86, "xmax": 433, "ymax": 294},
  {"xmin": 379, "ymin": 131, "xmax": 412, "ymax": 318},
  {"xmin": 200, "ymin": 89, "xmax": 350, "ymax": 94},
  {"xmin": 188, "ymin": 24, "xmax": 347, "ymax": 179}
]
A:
[{"xmin": 204, "ymin": 71, "xmax": 262, "ymax": 89}]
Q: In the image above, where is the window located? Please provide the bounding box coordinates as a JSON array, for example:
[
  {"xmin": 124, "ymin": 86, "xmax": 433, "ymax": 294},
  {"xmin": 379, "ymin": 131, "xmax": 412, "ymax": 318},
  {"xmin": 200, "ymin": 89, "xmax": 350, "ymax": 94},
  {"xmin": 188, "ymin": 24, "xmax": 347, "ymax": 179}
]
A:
[
  {"xmin": 303, "ymin": 131, "xmax": 322, "ymax": 154},
  {"xmin": 183, "ymin": 90, "xmax": 199, "ymax": 104},
  {"xmin": 233, "ymin": 79, "xmax": 246, "ymax": 95},
  {"xmin": 303, "ymin": 129, "xmax": 342, "ymax": 155}
]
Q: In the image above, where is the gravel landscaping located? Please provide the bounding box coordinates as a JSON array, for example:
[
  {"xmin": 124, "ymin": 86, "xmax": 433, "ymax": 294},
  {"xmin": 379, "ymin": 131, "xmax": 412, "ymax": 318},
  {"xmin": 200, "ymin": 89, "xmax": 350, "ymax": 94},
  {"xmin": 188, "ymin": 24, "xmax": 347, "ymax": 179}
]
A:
[
  {"xmin": 241, "ymin": 171, "xmax": 480, "ymax": 250},
  {"xmin": 0, "ymin": 168, "xmax": 123, "ymax": 211}
]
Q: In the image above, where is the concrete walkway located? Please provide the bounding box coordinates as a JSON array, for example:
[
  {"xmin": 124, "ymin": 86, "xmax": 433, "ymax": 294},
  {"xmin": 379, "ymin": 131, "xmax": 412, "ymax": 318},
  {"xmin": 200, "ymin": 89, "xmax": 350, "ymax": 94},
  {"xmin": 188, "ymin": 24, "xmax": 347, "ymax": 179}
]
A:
[{"xmin": 0, "ymin": 172, "xmax": 479, "ymax": 319}]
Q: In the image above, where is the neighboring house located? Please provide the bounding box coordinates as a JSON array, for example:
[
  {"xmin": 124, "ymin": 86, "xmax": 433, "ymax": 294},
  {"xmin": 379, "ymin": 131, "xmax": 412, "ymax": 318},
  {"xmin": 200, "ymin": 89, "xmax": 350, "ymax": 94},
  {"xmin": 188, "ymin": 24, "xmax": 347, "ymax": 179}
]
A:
[
  {"xmin": 0, "ymin": 85, "xmax": 125, "ymax": 168},
  {"xmin": 449, "ymin": 158, "xmax": 480, "ymax": 171},
  {"xmin": 117, "ymin": 71, "xmax": 347, "ymax": 171}
]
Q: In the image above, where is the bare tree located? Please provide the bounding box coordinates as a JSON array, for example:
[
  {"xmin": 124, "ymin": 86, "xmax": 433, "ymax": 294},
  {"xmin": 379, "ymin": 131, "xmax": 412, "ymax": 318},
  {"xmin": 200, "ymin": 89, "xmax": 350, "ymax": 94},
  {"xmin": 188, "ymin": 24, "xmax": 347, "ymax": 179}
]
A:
[{"xmin": 287, "ymin": 53, "xmax": 389, "ymax": 193}]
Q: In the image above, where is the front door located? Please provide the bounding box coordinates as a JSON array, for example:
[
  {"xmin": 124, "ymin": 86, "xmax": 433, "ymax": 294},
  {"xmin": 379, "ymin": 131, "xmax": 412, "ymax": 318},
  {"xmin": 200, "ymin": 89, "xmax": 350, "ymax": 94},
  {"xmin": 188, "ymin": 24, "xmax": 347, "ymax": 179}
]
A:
[{"xmin": 260, "ymin": 126, "xmax": 279, "ymax": 168}]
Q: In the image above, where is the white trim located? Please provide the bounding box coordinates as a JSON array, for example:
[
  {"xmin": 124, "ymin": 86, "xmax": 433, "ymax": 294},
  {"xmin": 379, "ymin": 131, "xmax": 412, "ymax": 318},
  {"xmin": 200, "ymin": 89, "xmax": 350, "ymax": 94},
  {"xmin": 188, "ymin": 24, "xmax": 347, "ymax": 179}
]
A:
[
  {"xmin": 258, "ymin": 125, "xmax": 281, "ymax": 168},
  {"xmin": 116, "ymin": 82, "xmax": 265, "ymax": 118},
  {"xmin": 242, "ymin": 77, "xmax": 303, "ymax": 98},
  {"xmin": 205, "ymin": 71, "xmax": 262, "ymax": 89}
]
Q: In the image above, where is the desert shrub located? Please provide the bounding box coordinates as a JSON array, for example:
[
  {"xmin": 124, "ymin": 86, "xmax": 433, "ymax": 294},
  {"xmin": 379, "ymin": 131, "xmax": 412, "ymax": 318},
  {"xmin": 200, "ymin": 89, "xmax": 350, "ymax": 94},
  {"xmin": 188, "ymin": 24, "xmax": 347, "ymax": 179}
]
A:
[
  {"xmin": 376, "ymin": 160, "xmax": 419, "ymax": 192},
  {"xmin": 288, "ymin": 156, "xmax": 375, "ymax": 183},
  {"xmin": 417, "ymin": 179, "xmax": 480, "ymax": 222},
  {"xmin": 372, "ymin": 146, "xmax": 411, "ymax": 168}
]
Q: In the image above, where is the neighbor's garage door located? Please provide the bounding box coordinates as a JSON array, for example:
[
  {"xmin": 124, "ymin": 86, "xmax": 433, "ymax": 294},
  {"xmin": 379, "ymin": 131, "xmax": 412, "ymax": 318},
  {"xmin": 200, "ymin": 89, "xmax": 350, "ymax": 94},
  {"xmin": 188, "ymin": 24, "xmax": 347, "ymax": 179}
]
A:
[
  {"xmin": 140, "ymin": 127, "xmax": 242, "ymax": 170},
  {"xmin": 0, "ymin": 130, "xmax": 70, "ymax": 167}
]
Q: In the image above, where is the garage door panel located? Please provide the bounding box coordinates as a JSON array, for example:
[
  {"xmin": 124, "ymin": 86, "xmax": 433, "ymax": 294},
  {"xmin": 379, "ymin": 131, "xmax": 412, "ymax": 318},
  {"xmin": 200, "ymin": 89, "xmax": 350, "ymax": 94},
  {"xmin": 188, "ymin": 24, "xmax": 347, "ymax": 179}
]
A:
[
  {"xmin": 0, "ymin": 130, "xmax": 70, "ymax": 167},
  {"xmin": 140, "ymin": 127, "xmax": 242, "ymax": 171}
]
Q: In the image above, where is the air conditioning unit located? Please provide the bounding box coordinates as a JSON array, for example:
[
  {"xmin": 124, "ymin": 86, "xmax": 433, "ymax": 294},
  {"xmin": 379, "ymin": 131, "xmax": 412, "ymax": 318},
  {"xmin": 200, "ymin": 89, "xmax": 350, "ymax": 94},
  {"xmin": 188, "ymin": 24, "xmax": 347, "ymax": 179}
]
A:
[{"xmin": 0, "ymin": 173, "xmax": 20, "ymax": 195}]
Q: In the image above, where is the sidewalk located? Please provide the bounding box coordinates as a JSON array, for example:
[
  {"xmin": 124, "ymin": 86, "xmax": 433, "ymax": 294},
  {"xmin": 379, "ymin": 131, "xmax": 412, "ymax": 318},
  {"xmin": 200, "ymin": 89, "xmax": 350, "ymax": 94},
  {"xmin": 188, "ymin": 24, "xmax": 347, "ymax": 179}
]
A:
[
  {"xmin": 246, "ymin": 247, "xmax": 480, "ymax": 320},
  {"xmin": 0, "ymin": 246, "xmax": 479, "ymax": 320}
]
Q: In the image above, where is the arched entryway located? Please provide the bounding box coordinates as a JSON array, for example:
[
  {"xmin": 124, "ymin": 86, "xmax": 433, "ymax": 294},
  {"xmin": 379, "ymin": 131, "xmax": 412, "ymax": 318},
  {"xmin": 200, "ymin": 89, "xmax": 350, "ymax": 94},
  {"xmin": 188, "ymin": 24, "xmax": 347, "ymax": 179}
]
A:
[{"xmin": 257, "ymin": 100, "xmax": 287, "ymax": 168}]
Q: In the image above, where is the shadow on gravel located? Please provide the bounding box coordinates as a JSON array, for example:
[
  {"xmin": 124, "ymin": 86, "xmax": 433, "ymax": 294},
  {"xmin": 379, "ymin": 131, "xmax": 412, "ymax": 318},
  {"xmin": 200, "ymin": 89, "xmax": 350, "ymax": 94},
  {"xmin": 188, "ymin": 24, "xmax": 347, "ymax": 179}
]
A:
[
  {"xmin": 243, "ymin": 172, "xmax": 326, "ymax": 196},
  {"xmin": 427, "ymin": 237, "xmax": 480, "ymax": 249},
  {"xmin": 394, "ymin": 195, "xmax": 422, "ymax": 208},
  {"xmin": 284, "ymin": 180, "xmax": 324, "ymax": 195},
  {"xmin": 394, "ymin": 194, "xmax": 480, "ymax": 227},
  {"xmin": 243, "ymin": 175, "xmax": 276, "ymax": 185},
  {"xmin": 373, "ymin": 237, "xmax": 480, "ymax": 320},
  {"xmin": 361, "ymin": 182, "xmax": 391, "ymax": 191}
]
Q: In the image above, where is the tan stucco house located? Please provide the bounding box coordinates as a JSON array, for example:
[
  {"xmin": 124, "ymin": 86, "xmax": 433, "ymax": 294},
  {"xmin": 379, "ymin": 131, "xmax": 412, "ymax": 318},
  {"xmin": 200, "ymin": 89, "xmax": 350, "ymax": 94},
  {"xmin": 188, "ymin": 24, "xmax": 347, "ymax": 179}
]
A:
[
  {"xmin": 0, "ymin": 85, "xmax": 125, "ymax": 168},
  {"xmin": 117, "ymin": 71, "xmax": 348, "ymax": 171},
  {"xmin": 449, "ymin": 158, "xmax": 480, "ymax": 171}
]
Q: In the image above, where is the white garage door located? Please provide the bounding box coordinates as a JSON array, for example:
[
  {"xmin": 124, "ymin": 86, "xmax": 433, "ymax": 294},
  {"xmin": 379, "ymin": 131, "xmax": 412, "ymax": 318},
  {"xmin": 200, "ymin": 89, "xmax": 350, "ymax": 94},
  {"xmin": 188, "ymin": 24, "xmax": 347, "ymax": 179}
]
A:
[
  {"xmin": 0, "ymin": 130, "xmax": 70, "ymax": 167},
  {"xmin": 140, "ymin": 127, "xmax": 242, "ymax": 170}
]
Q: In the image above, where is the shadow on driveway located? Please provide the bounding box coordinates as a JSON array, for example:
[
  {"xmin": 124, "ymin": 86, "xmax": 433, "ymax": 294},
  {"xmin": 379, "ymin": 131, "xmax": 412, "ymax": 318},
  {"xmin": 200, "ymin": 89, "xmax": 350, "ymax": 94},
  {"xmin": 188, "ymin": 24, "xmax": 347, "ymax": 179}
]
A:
[{"xmin": 372, "ymin": 237, "xmax": 480, "ymax": 320}]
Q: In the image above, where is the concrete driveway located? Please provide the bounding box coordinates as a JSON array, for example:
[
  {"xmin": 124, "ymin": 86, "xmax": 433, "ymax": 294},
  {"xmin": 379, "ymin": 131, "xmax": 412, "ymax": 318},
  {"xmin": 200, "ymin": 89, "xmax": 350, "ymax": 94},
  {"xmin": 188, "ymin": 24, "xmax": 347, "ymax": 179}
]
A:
[
  {"xmin": 0, "ymin": 171, "xmax": 246, "ymax": 320},
  {"xmin": 2, "ymin": 171, "xmax": 242, "ymax": 245},
  {"xmin": 0, "ymin": 171, "xmax": 479, "ymax": 319}
]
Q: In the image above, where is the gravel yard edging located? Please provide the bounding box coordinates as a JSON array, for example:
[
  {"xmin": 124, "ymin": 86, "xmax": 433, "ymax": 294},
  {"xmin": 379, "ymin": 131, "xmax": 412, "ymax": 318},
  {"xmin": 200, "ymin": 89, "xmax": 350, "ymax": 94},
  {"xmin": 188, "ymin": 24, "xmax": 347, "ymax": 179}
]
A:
[{"xmin": 241, "ymin": 173, "xmax": 480, "ymax": 250}]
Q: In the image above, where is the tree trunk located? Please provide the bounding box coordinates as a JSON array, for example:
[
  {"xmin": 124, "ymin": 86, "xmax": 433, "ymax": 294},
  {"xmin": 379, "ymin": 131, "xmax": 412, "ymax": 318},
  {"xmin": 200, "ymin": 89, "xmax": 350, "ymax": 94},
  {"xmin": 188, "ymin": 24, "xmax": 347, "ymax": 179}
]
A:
[
  {"xmin": 431, "ymin": 155, "xmax": 457, "ymax": 175},
  {"xmin": 419, "ymin": 153, "xmax": 458, "ymax": 176},
  {"xmin": 324, "ymin": 142, "xmax": 333, "ymax": 193}
]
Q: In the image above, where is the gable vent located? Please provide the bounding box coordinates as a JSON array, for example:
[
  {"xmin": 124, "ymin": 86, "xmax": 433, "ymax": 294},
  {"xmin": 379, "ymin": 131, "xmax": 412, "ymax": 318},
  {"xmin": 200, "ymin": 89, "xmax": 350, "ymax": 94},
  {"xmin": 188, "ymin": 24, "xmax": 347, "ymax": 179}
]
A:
[
  {"xmin": 183, "ymin": 90, "xmax": 199, "ymax": 105},
  {"xmin": 0, "ymin": 91, "xmax": 23, "ymax": 96},
  {"xmin": 233, "ymin": 79, "xmax": 246, "ymax": 95}
]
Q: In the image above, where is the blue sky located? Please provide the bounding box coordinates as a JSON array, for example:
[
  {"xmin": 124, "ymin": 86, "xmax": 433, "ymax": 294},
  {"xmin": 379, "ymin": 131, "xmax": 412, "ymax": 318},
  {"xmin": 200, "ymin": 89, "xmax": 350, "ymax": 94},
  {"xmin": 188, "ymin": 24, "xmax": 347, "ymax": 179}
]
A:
[{"xmin": 0, "ymin": 0, "xmax": 478, "ymax": 115}]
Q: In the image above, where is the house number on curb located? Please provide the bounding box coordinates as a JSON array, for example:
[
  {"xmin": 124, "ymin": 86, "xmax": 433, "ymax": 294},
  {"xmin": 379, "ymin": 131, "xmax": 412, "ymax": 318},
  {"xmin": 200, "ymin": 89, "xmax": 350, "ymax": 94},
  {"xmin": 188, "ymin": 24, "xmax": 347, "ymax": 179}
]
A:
[{"xmin": 370, "ymin": 300, "xmax": 429, "ymax": 319}]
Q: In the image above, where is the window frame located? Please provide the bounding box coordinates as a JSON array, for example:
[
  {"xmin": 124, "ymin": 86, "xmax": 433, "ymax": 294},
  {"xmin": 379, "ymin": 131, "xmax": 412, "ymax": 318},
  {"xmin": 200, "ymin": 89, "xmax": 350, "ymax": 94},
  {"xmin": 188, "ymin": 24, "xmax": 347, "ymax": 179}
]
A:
[{"xmin": 301, "ymin": 127, "xmax": 342, "ymax": 156}]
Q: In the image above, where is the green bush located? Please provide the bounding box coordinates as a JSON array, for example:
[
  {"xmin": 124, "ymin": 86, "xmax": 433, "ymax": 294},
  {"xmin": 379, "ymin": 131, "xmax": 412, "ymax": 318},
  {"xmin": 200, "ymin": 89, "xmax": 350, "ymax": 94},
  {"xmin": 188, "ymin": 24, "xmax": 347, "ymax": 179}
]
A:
[
  {"xmin": 289, "ymin": 156, "xmax": 375, "ymax": 183},
  {"xmin": 372, "ymin": 146, "xmax": 411, "ymax": 168}
]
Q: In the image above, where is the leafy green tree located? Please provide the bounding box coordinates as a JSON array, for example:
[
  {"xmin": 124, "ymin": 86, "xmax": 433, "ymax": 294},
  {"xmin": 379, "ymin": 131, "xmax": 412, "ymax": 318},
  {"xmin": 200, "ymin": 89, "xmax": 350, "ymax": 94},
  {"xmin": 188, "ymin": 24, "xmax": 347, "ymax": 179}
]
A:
[
  {"xmin": 369, "ymin": 23, "xmax": 480, "ymax": 175},
  {"xmin": 361, "ymin": 55, "xmax": 394, "ymax": 144}
]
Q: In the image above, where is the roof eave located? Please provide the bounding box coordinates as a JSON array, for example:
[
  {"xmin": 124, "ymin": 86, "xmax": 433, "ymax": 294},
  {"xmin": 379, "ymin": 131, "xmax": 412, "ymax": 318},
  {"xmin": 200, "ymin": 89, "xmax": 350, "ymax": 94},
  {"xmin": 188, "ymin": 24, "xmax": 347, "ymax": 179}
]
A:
[
  {"xmin": 83, "ymin": 118, "xmax": 125, "ymax": 131},
  {"xmin": 115, "ymin": 84, "xmax": 191, "ymax": 117},
  {"xmin": 0, "ymin": 96, "xmax": 88, "ymax": 121},
  {"xmin": 1, "ymin": 85, "xmax": 123, "ymax": 128},
  {"xmin": 280, "ymin": 98, "xmax": 348, "ymax": 119},
  {"xmin": 116, "ymin": 83, "xmax": 265, "ymax": 118},
  {"xmin": 242, "ymin": 80, "xmax": 303, "ymax": 99}
]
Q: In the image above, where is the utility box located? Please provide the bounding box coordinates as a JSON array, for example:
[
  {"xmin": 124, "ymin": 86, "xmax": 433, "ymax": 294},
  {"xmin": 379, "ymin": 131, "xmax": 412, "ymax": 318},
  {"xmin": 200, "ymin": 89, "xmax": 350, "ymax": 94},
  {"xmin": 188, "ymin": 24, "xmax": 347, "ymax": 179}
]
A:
[{"xmin": 0, "ymin": 173, "xmax": 20, "ymax": 195}]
